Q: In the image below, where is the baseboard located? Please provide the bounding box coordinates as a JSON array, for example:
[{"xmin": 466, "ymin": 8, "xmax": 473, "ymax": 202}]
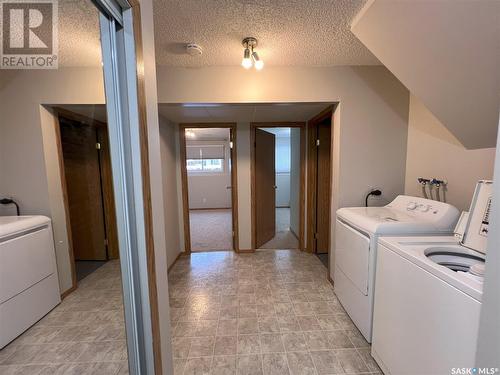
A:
[
  {"xmin": 327, "ymin": 273, "xmax": 334, "ymax": 287},
  {"xmin": 189, "ymin": 208, "xmax": 232, "ymax": 211},
  {"xmin": 289, "ymin": 227, "xmax": 299, "ymax": 240},
  {"xmin": 167, "ymin": 252, "xmax": 183, "ymax": 273},
  {"xmin": 237, "ymin": 249, "xmax": 255, "ymax": 253},
  {"xmin": 60, "ymin": 284, "xmax": 77, "ymax": 300}
]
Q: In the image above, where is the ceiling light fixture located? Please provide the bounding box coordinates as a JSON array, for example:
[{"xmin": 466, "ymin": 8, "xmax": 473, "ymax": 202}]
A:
[
  {"xmin": 185, "ymin": 130, "xmax": 196, "ymax": 138},
  {"xmin": 242, "ymin": 37, "xmax": 264, "ymax": 70}
]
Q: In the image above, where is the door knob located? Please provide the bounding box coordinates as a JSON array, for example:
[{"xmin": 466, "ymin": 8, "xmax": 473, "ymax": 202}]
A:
[
  {"xmin": 273, "ymin": 185, "xmax": 277, "ymax": 189},
  {"xmin": 226, "ymin": 186, "xmax": 232, "ymax": 189}
]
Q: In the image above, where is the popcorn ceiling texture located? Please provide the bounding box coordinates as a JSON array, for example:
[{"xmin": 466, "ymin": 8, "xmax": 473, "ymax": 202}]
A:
[
  {"xmin": 154, "ymin": 0, "xmax": 379, "ymax": 67},
  {"xmin": 58, "ymin": 0, "xmax": 102, "ymax": 67},
  {"xmin": 57, "ymin": 0, "xmax": 378, "ymax": 67}
]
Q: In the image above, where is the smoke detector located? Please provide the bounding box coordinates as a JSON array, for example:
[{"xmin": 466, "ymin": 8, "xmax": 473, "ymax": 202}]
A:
[{"xmin": 186, "ymin": 43, "xmax": 203, "ymax": 56}]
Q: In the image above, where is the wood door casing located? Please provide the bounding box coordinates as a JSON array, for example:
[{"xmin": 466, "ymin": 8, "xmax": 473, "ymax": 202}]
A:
[
  {"xmin": 229, "ymin": 128, "xmax": 239, "ymax": 251},
  {"xmin": 307, "ymin": 107, "xmax": 334, "ymax": 255},
  {"xmin": 315, "ymin": 121, "xmax": 332, "ymax": 254},
  {"xmin": 255, "ymin": 128, "xmax": 276, "ymax": 248},
  {"xmin": 179, "ymin": 123, "xmax": 239, "ymax": 253},
  {"xmin": 60, "ymin": 118, "xmax": 107, "ymax": 261},
  {"xmin": 97, "ymin": 127, "xmax": 119, "ymax": 259}
]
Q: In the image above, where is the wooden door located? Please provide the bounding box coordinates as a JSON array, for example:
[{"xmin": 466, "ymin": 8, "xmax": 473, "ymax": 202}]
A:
[
  {"xmin": 255, "ymin": 128, "xmax": 276, "ymax": 248},
  {"xmin": 60, "ymin": 118, "xmax": 107, "ymax": 261},
  {"xmin": 97, "ymin": 127, "xmax": 119, "ymax": 259},
  {"xmin": 315, "ymin": 121, "xmax": 332, "ymax": 254}
]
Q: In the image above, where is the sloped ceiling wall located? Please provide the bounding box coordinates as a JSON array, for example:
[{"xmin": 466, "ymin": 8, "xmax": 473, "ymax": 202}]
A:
[{"xmin": 352, "ymin": 0, "xmax": 500, "ymax": 149}]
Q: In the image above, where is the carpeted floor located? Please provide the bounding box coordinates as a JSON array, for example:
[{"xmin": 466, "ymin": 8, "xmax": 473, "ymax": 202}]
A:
[
  {"xmin": 189, "ymin": 207, "xmax": 299, "ymax": 252},
  {"xmin": 259, "ymin": 208, "xmax": 299, "ymax": 250},
  {"xmin": 189, "ymin": 209, "xmax": 233, "ymax": 252}
]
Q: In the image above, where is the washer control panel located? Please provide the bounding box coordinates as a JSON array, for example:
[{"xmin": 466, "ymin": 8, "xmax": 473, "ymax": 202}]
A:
[
  {"xmin": 406, "ymin": 202, "xmax": 437, "ymax": 214},
  {"xmin": 388, "ymin": 195, "xmax": 459, "ymax": 228}
]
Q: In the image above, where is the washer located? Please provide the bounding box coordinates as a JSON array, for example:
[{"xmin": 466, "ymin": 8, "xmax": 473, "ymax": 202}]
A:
[
  {"xmin": 371, "ymin": 181, "xmax": 491, "ymax": 375},
  {"xmin": 334, "ymin": 195, "xmax": 460, "ymax": 342},
  {"xmin": 0, "ymin": 215, "xmax": 61, "ymax": 348}
]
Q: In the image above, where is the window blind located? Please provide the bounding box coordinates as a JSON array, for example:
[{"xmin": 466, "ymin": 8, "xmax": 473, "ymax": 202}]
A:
[{"xmin": 186, "ymin": 144, "xmax": 225, "ymax": 159}]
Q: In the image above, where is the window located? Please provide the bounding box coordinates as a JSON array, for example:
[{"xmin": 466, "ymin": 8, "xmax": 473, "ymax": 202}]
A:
[
  {"xmin": 186, "ymin": 159, "xmax": 224, "ymax": 172},
  {"xmin": 186, "ymin": 144, "xmax": 225, "ymax": 173}
]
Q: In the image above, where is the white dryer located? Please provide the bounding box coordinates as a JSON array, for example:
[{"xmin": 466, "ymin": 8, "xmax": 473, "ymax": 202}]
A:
[
  {"xmin": 0, "ymin": 216, "xmax": 61, "ymax": 348},
  {"xmin": 371, "ymin": 181, "xmax": 491, "ymax": 375},
  {"xmin": 334, "ymin": 195, "xmax": 460, "ymax": 342}
]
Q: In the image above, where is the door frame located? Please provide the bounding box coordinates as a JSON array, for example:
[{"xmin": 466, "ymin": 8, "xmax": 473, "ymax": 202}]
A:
[
  {"xmin": 250, "ymin": 122, "xmax": 306, "ymax": 251},
  {"xmin": 179, "ymin": 123, "xmax": 239, "ymax": 253},
  {"xmin": 306, "ymin": 106, "xmax": 334, "ymax": 256},
  {"xmin": 99, "ymin": 2, "xmax": 164, "ymax": 372},
  {"xmin": 53, "ymin": 107, "xmax": 120, "ymax": 295},
  {"xmin": 51, "ymin": 107, "xmax": 113, "ymax": 299}
]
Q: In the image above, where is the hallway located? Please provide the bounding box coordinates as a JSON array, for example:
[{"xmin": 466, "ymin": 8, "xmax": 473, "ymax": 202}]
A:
[{"xmin": 168, "ymin": 250, "xmax": 380, "ymax": 375}]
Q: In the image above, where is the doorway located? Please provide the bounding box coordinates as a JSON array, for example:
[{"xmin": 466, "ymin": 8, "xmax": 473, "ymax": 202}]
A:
[
  {"xmin": 180, "ymin": 124, "xmax": 239, "ymax": 252},
  {"xmin": 55, "ymin": 109, "xmax": 119, "ymax": 282},
  {"xmin": 307, "ymin": 107, "xmax": 334, "ymax": 268},
  {"xmin": 251, "ymin": 123, "xmax": 306, "ymax": 250}
]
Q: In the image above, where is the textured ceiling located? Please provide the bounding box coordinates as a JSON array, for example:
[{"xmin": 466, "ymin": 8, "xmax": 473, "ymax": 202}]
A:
[
  {"xmin": 58, "ymin": 0, "xmax": 102, "ymax": 66},
  {"xmin": 57, "ymin": 0, "xmax": 378, "ymax": 67},
  {"xmin": 153, "ymin": 0, "xmax": 378, "ymax": 66},
  {"xmin": 158, "ymin": 103, "xmax": 333, "ymax": 123}
]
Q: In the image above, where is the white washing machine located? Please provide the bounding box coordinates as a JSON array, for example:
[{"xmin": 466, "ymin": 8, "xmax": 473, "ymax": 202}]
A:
[
  {"xmin": 334, "ymin": 195, "xmax": 460, "ymax": 342},
  {"xmin": 371, "ymin": 181, "xmax": 491, "ymax": 375},
  {"xmin": 0, "ymin": 216, "xmax": 61, "ymax": 348}
]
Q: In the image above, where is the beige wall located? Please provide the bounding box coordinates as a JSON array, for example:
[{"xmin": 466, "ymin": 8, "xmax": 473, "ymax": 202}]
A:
[
  {"xmin": 159, "ymin": 117, "xmax": 182, "ymax": 269},
  {"xmin": 157, "ymin": 66, "xmax": 410, "ymax": 273},
  {"xmin": 352, "ymin": 1, "xmax": 500, "ymax": 149},
  {"xmin": 404, "ymin": 95, "xmax": 496, "ymax": 212},
  {"xmin": 235, "ymin": 122, "xmax": 253, "ymax": 250}
]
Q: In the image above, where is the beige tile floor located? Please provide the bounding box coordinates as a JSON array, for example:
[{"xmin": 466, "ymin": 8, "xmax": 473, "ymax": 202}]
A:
[
  {"xmin": 0, "ymin": 260, "xmax": 129, "ymax": 374},
  {"xmin": 0, "ymin": 249, "xmax": 381, "ymax": 375},
  {"xmin": 168, "ymin": 250, "xmax": 381, "ymax": 375}
]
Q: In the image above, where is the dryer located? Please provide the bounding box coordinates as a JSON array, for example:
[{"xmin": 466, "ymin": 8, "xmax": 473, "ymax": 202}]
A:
[
  {"xmin": 334, "ymin": 195, "xmax": 460, "ymax": 342},
  {"xmin": 0, "ymin": 216, "xmax": 61, "ymax": 348}
]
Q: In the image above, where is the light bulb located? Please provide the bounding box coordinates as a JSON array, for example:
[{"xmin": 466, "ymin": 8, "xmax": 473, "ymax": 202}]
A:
[
  {"xmin": 252, "ymin": 51, "xmax": 264, "ymax": 70},
  {"xmin": 242, "ymin": 48, "xmax": 252, "ymax": 69},
  {"xmin": 242, "ymin": 58, "xmax": 252, "ymax": 69}
]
